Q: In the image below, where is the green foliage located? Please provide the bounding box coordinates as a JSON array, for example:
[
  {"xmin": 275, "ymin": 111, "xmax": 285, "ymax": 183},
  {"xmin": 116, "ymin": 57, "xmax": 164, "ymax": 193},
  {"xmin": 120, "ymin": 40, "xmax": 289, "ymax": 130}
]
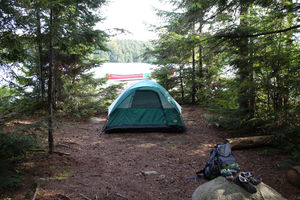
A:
[
  {"xmin": 0, "ymin": 85, "xmax": 41, "ymax": 119},
  {"xmin": 0, "ymin": 132, "xmax": 40, "ymax": 193},
  {"xmin": 207, "ymin": 79, "xmax": 239, "ymax": 110},
  {"xmin": 279, "ymin": 143, "xmax": 300, "ymax": 169},
  {"xmin": 0, "ymin": 132, "xmax": 39, "ymax": 160},
  {"xmin": 0, "ymin": 0, "xmax": 109, "ymax": 110},
  {"xmin": 150, "ymin": 1, "xmax": 300, "ymax": 165},
  {"xmin": 97, "ymin": 39, "xmax": 154, "ymax": 63},
  {"xmin": 0, "ymin": 0, "xmax": 114, "ymax": 194},
  {"xmin": 59, "ymin": 72, "xmax": 123, "ymax": 118},
  {"xmin": 0, "ymin": 86, "xmax": 15, "ymax": 114},
  {"xmin": 153, "ymin": 66, "xmax": 177, "ymax": 91},
  {"xmin": 0, "ymin": 163, "xmax": 22, "ymax": 194},
  {"xmin": 98, "ymin": 83, "xmax": 125, "ymax": 112},
  {"xmin": 60, "ymin": 73, "xmax": 105, "ymax": 118}
]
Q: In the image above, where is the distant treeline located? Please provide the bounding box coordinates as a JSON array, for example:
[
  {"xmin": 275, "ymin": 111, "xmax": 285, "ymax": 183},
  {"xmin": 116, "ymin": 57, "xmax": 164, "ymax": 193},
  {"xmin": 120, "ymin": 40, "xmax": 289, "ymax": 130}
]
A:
[{"xmin": 97, "ymin": 39, "xmax": 154, "ymax": 63}]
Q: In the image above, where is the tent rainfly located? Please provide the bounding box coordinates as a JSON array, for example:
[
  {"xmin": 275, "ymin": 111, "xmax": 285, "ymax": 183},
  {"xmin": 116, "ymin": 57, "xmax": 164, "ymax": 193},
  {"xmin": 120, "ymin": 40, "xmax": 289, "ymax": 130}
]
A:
[{"xmin": 102, "ymin": 80, "xmax": 185, "ymax": 133}]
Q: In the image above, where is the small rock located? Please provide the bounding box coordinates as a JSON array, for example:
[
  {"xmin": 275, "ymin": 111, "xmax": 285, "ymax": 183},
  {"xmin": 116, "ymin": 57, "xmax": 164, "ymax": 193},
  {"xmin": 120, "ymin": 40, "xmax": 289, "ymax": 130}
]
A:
[
  {"xmin": 143, "ymin": 170, "xmax": 159, "ymax": 175},
  {"xmin": 158, "ymin": 175, "xmax": 166, "ymax": 180},
  {"xmin": 136, "ymin": 170, "xmax": 159, "ymax": 176}
]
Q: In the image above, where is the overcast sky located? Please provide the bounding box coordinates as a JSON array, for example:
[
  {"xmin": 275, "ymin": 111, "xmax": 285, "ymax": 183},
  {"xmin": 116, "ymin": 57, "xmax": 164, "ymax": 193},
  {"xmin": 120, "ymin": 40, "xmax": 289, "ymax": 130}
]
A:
[{"xmin": 97, "ymin": 0, "xmax": 165, "ymax": 41}]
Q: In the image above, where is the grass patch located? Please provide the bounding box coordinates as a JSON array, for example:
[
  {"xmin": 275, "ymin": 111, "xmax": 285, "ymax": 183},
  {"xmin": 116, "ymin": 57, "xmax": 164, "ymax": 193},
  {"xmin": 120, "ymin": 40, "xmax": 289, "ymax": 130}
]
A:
[{"xmin": 53, "ymin": 168, "xmax": 72, "ymax": 180}]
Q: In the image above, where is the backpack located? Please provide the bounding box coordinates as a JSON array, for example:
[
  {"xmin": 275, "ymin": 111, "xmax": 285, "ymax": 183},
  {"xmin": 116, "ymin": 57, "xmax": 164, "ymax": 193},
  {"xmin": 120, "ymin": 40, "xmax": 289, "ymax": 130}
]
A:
[{"xmin": 196, "ymin": 142, "xmax": 236, "ymax": 179}]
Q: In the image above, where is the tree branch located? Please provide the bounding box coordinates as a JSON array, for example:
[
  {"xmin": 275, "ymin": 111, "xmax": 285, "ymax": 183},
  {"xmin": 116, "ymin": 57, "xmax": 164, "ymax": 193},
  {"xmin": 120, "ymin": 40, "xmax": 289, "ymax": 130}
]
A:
[{"xmin": 216, "ymin": 25, "xmax": 300, "ymax": 39}]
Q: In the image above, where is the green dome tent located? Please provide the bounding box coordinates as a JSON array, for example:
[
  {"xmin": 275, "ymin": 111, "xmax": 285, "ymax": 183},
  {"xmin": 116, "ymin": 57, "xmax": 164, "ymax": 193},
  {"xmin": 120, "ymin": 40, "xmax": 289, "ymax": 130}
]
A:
[{"xmin": 103, "ymin": 80, "xmax": 185, "ymax": 133}]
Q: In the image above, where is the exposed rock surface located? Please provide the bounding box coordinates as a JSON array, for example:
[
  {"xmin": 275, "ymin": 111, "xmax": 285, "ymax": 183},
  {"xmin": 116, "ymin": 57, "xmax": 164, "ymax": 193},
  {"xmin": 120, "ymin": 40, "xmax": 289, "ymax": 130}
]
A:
[{"xmin": 192, "ymin": 176, "xmax": 286, "ymax": 200}]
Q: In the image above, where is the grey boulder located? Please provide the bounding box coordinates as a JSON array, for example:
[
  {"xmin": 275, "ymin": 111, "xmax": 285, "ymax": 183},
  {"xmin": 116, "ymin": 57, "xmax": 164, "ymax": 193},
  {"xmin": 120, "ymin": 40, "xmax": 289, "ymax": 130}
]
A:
[{"xmin": 192, "ymin": 176, "xmax": 286, "ymax": 200}]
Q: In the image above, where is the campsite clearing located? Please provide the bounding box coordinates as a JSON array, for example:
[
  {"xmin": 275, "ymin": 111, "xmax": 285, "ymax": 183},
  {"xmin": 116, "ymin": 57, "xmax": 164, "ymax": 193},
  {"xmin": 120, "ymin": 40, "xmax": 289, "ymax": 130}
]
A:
[{"xmin": 3, "ymin": 106, "xmax": 299, "ymax": 200}]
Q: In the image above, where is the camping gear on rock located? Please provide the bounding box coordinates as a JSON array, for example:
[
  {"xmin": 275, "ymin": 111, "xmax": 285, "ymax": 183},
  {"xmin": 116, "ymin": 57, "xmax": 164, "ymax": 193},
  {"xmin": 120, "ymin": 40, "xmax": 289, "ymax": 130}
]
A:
[
  {"xmin": 196, "ymin": 143, "xmax": 238, "ymax": 180},
  {"xmin": 192, "ymin": 176, "xmax": 285, "ymax": 200},
  {"xmin": 220, "ymin": 168, "xmax": 234, "ymax": 180},
  {"xmin": 194, "ymin": 143, "xmax": 263, "ymax": 194},
  {"xmin": 102, "ymin": 80, "xmax": 185, "ymax": 133},
  {"xmin": 234, "ymin": 172, "xmax": 262, "ymax": 194},
  {"xmin": 240, "ymin": 171, "xmax": 262, "ymax": 185}
]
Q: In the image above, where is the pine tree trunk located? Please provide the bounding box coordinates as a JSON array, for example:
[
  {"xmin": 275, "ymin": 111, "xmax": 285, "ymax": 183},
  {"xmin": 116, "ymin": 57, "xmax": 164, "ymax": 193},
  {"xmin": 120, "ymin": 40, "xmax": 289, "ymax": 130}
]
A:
[
  {"xmin": 53, "ymin": 64, "xmax": 57, "ymax": 111},
  {"xmin": 198, "ymin": 23, "xmax": 203, "ymax": 91},
  {"xmin": 179, "ymin": 65, "xmax": 184, "ymax": 102},
  {"xmin": 191, "ymin": 48, "xmax": 196, "ymax": 104},
  {"xmin": 48, "ymin": 7, "xmax": 54, "ymax": 154},
  {"xmin": 249, "ymin": 38, "xmax": 255, "ymax": 118},
  {"xmin": 238, "ymin": 3, "xmax": 250, "ymax": 116},
  {"xmin": 36, "ymin": 8, "xmax": 45, "ymax": 107},
  {"xmin": 198, "ymin": 44, "xmax": 203, "ymax": 89}
]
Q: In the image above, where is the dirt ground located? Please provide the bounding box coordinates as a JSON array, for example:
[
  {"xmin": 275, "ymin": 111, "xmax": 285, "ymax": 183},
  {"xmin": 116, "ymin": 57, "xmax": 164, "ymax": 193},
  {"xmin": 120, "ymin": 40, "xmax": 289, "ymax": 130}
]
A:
[{"xmin": 2, "ymin": 106, "xmax": 300, "ymax": 200}]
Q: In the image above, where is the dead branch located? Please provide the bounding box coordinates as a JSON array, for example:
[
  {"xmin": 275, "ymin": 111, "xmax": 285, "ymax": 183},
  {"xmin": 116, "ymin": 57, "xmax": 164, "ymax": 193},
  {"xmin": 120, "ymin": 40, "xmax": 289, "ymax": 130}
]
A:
[
  {"xmin": 116, "ymin": 193, "xmax": 128, "ymax": 199},
  {"xmin": 32, "ymin": 183, "xmax": 40, "ymax": 200},
  {"xmin": 79, "ymin": 193, "xmax": 92, "ymax": 200},
  {"xmin": 53, "ymin": 151, "xmax": 71, "ymax": 156},
  {"xmin": 56, "ymin": 144, "xmax": 71, "ymax": 148},
  {"xmin": 56, "ymin": 143, "xmax": 81, "ymax": 151}
]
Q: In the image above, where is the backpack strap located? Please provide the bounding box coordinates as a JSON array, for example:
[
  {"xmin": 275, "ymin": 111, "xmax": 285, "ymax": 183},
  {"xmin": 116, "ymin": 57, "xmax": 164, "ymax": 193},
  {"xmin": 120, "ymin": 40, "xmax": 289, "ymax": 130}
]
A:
[{"xmin": 195, "ymin": 146, "xmax": 220, "ymax": 179}]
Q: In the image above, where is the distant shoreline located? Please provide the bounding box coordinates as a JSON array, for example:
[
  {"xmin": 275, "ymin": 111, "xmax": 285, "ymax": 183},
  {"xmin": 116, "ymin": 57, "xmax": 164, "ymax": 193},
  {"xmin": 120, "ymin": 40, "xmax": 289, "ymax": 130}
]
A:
[{"xmin": 92, "ymin": 62, "xmax": 156, "ymax": 79}]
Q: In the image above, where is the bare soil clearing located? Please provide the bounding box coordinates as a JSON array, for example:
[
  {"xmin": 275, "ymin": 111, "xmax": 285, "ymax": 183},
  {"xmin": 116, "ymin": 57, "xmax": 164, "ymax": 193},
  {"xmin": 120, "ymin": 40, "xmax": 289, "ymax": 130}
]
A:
[{"xmin": 3, "ymin": 106, "xmax": 300, "ymax": 200}]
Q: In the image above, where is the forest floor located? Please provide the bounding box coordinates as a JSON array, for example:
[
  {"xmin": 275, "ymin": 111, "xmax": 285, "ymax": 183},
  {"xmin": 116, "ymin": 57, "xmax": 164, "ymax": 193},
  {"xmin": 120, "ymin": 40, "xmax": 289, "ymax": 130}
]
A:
[{"xmin": 2, "ymin": 106, "xmax": 300, "ymax": 200}]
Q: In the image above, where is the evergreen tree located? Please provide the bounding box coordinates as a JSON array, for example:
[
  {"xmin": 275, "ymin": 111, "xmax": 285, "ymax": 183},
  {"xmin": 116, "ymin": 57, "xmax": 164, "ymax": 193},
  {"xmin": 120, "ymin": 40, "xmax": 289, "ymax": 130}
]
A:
[
  {"xmin": 151, "ymin": 0, "xmax": 300, "ymax": 135},
  {"xmin": 0, "ymin": 0, "xmax": 109, "ymax": 153},
  {"xmin": 97, "ymin": 39, "xmax": 154, "ymax": 63}
]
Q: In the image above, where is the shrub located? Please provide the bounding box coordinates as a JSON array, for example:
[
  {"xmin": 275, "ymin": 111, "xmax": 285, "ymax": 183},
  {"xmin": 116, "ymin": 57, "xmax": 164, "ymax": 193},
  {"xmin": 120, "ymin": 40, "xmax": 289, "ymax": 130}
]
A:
[
  {"xmin": 60, "ymin": 73, "xmax": 123, "ymax": 118},
  {"xmin": 0, "ymin": 133, "xmax": 39, "ymax": 160},
  {"xmin": 0, "ymin": 132, "xmax": 39, "ymax": 193}
]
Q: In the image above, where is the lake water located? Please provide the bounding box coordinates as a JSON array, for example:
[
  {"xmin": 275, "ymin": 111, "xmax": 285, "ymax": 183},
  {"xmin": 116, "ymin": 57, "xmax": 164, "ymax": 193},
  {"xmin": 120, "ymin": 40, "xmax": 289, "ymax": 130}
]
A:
[
  {"xmin": 91, "ymin": 62, "xmax": 157, "ymax": 85},
  {"xmin": 92, "ymin": 63, "xmax": 155, "ymax": 78}
]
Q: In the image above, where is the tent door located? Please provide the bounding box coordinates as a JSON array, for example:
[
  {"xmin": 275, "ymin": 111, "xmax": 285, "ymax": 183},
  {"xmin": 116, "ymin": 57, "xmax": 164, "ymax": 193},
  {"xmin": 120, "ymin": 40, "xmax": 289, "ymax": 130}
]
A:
[
  {"xmin": 132, "ymin": 90, "xmax": 162, "ymax": 108},
  {"xmin": 131, "ymin": 90, "xmax": 167, "ymax": 125}
]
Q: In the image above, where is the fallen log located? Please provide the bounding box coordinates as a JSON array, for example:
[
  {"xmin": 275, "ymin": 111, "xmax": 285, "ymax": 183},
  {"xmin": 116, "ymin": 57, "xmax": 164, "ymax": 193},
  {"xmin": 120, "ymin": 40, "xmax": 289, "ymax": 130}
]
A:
[
  {"xmin": 286, "ymin": 166, "xmax": 300, "ymax": 188},
  {"xmin": 226, "ymin": 135, "xmax": 274, "ymax": 149}
]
